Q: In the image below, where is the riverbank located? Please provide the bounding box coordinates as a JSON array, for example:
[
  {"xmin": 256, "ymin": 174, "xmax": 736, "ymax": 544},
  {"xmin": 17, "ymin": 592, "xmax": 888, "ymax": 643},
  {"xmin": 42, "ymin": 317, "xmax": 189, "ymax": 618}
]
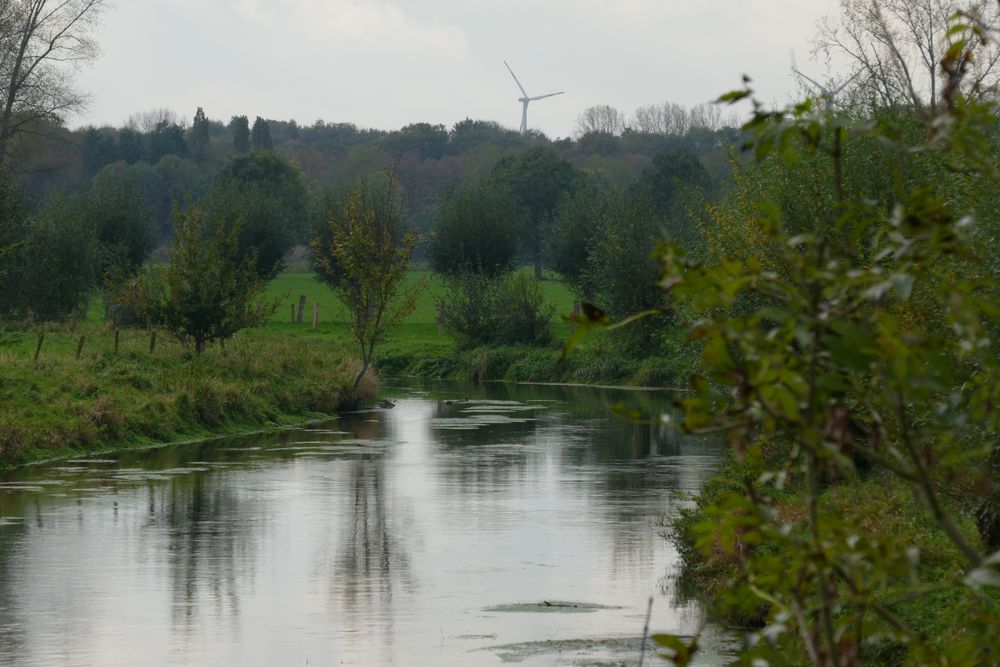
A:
[
  {"xmin": 374, "ymin": 328, "xmax": 696, "ymax": 387},
  {"xmin": 0, "ymin": 323, "xmax": 373, "ymax": 467},
  {"xmin": 0, "ymin": 269, "xmax": 691, "ymax": 467},
  {"xmin": 668, "ymin": 445, "xmax": 990, "ymax": 664}
]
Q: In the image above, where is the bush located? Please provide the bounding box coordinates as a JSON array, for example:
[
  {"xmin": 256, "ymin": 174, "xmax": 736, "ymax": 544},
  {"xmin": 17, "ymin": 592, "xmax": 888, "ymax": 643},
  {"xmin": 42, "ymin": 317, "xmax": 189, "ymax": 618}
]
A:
[
  {"xmin": 493, "ymin": 271, "xmax": 554, "ymax": 346},
  {"xmin": 439, "ymin": 271, "xmax": 553, "ymax": 348}
]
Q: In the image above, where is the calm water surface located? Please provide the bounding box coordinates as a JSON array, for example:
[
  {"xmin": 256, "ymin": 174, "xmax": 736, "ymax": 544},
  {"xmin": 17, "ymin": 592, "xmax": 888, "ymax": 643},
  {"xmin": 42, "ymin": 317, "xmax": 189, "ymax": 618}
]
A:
[{"xmin": 0, "ymin": 381, "xmax": 733, "ymax": 666}]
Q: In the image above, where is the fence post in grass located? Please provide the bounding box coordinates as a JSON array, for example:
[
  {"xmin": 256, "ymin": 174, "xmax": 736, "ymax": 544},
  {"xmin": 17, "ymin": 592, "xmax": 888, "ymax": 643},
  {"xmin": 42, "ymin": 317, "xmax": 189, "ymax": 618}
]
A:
[
  {"xmin": 312, "ymin": 302, "xmax": 319, "ymax": 330},
  {"xmin": 297, "ymin": 295, "xmax": 306, "ymax": 323},
  {"xmin": 33, "ymin": 333, "xmax": 44, "ymax": 364},
  {"xmin": 149, "ymin": 330, "xmax": 157, "ymax": 355},
  {"xmin": 75, "ymin": 334, "xmax": 85, "ymax": 360},
  {"xmin": 114, "ymin": 329, "xmax": 120, "ymax": 354}
]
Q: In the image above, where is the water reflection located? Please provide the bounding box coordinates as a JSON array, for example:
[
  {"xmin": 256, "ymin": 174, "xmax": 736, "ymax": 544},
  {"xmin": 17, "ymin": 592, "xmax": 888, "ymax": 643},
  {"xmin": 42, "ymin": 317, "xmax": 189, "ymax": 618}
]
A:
[{"xmin": 0, "ymin": 380, "xmax": 731, "ymax": 666}]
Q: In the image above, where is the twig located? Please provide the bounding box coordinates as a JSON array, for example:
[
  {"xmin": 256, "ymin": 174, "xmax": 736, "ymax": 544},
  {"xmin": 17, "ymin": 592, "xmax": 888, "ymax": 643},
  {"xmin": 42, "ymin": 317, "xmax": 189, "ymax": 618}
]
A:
[{"xmin": 638, "ymin": 595, "xmax": 653, "ymax": 667}]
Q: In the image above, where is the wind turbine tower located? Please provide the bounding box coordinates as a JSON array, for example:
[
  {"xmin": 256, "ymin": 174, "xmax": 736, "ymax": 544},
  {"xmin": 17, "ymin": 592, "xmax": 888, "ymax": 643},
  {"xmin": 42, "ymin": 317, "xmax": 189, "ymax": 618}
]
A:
[{"xmin": 504, "ymin": 61, "xmax": 564, "ymax": 135}]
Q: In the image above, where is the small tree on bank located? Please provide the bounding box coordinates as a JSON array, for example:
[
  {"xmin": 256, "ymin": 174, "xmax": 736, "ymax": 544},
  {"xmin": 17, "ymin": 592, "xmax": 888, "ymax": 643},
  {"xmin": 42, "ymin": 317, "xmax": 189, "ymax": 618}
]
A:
[
  {"xmin": 311, "ymin": 174, "xmax": 423, "ymax": 392},
  {"xmin": 143, "ymin": 207, "xmax": 273, "ymax": 354}
]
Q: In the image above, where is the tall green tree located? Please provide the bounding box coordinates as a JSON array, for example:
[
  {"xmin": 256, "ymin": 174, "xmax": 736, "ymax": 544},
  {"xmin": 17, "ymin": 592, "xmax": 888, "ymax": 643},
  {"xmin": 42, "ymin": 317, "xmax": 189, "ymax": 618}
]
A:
[
  {"xmin": 85, "ymin": 165, "xmax": 156, "ymax": 280},
  {"xmin": 250, "ymin": 116, "xmax": 273, "ymax": 151},
  {"xmin": 208, "ymin": 151, "xmax": 310, "ymax": 279},
  {"xmin": 229, "ymin": 115, "xmax": 250, "ymax": 153},
  {"xmin": 428, "ymin": 182, "xmax": 519, "ymax": 277},
  {"xmin": 146, "ymin": 121, "xmax": 187, "ymax": 163},
  {"xmin": 492, "ymin": 147, "xmax": 581, "ymax": 278},
  {"xmin": 189, "ymin": 107, "xmax": 210, "ymax": 162}
]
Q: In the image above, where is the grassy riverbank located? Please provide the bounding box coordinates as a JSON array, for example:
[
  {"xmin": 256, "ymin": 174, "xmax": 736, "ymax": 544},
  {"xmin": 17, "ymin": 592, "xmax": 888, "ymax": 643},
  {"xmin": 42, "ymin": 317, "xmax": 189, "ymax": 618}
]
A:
[
  {"xmin": 669, "ymin": 446, "xmax": 992, "ymax": 664},
  {"xmin": 0, "ymin": 269, "xmax": 690, "ymax": 467},
  {"xmin": 0, "ymin": 323, "xmax": 373, "ymax": 467}
]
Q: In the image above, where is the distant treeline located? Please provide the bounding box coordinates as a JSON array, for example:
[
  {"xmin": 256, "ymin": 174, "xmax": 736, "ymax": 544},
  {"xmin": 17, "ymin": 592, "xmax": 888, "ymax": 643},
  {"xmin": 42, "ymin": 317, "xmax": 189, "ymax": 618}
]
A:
[{"xmin": 14, "ymin": 106, "xmax": 740, "ymax": 236}]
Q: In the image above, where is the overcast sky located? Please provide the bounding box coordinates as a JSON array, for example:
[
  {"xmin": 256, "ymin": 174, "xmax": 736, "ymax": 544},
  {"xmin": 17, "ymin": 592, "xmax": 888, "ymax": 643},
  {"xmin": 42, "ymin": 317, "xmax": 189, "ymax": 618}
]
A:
[{"xmin": 74, "ymin": 0, "xmax": 844, "ymax": 138}]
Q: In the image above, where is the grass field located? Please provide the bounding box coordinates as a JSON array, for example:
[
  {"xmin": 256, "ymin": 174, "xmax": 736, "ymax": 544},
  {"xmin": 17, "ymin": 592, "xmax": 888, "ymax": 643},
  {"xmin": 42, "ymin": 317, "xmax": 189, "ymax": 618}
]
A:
[{"xmin": 261, "ymin": 268, "xmax": 579, "ymax": 346}]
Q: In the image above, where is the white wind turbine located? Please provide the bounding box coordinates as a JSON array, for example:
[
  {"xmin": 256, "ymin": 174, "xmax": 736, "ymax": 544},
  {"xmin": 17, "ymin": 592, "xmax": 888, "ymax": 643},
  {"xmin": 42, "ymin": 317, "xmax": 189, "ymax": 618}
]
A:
[{"xmin": 504, "ymin": 61, "xmax": 564, "ymax": 135}]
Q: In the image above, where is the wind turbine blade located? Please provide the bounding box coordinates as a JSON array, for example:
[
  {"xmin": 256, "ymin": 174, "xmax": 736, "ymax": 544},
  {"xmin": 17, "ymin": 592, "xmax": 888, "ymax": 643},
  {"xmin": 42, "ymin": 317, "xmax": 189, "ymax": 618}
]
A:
[
  {"xmin": 792, "ymin": 67, "xmax": 826, "ymax": 95},
  {"xmin": 505, "ymin": 60, "xmax": 528, "ymax": 97},
  {"xmin": 830, "ymin": 69, "xmax": 862, "ymax": 96},
  {"xmin": 529, "ymin": 92, "xmax": 564, "ymax": 101}
]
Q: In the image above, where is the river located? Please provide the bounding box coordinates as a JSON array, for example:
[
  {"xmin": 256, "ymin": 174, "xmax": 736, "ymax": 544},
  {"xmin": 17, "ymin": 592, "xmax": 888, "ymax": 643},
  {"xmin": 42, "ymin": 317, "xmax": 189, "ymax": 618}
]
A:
[{"xmin": 0, "ymin": 380, "xmax": 734, "ymax": 666}]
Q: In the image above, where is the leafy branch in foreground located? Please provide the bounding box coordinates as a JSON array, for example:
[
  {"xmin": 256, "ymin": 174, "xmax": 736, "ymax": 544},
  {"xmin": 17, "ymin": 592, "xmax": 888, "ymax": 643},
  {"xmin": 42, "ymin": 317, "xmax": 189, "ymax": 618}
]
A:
[{"xmin": 622, "ymin": 12, "xmax": 1000, "ymax": 667}]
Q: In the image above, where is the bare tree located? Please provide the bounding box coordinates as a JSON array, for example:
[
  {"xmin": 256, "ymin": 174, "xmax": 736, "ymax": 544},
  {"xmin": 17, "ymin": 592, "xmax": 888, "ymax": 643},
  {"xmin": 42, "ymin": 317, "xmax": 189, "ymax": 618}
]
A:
[
  {"xmin": 814, "ymin": 0, "xmax": 1000, "ymax": 113},
  {"xmin": 630, "ymin": 101, "xmax": 735, "ymax": 135},
  {"xmin": 125, "ymin": 108, "xmax": 182, "ymax": 133},
  {"xmin": 575, "ymin": 104, "xmax": 626, "ymax": 136},
  {"xmin": 0, "ymin": 0, "xmax": 105, "ymax": 165}
]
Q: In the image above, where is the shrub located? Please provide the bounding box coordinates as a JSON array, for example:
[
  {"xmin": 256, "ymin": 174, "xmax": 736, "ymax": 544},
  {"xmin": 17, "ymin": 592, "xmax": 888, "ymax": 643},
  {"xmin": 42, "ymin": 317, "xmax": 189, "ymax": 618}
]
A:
[{"xmin": 439, "ymin": 271, "xmax": 553, "ymax": 348}]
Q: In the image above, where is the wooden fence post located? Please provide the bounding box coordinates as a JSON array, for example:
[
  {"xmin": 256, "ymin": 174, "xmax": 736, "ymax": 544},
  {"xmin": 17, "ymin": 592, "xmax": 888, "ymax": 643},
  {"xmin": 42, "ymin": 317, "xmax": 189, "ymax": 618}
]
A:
[
  {"xmin": 75, "ymin": 334, "xmax": 85, "ymax": 360},
  {"xmin": 33, "ymin": 333, "xmax": 44, "ymax": 364},
  {"xmin": 114, "ymin": 329, "xmax": 120, "ymax": 354},
  {"xmin": 149, "ymin": 330, "xmax": 157, "ymax": 355},
  {"xmin": 312, "ymin": 302, "xmax": 319, "ymax": 330},
  {"xmin": 297, "ymin": 295, "xmax": 306, "ymax": 323}
]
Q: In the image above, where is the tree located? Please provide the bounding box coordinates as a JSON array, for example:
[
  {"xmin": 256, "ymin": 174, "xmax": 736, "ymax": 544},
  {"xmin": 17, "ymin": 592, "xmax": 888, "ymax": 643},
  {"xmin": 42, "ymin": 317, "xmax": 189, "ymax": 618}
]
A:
[
  {"xmin": 125, "ymin": 108, "xmax": 180, "ymax": 133},
  {"xmin": 250, "ymin": 116, "xmax": 272, "ymax": 151},
  {"xmin": 546, "ymin": 185, "xmax": 606, "ymax": 298},
  {"xmin": 4, "ymin": 192, "xmax": 98, "ymax": 321},
  {"xmin": 145, "ymin": 120, "xmax": 187, "ymax": 163},
  {"xmin": 428, "ymin": 182, "xmax": 519, "ymax": 277},
  {"xmin": 448, "ymin": 118, "xmax": 525, "ymax": 154},
  {"xmin": 631, "ymin": 101, "xmax": 732, "ymax": 135},
  {"xmin": 585, "ymin": 190, "xmax": 664, "ymax": 319},
  {"xmin": 815, "ymin": 0, "xmax": 1000, "ymax": 113},
  {"xmin": 85, "ymin": 164, "xmax": 156, "ymax": 280},
  {"xmin": 310, "ymin": 174, "xmax": 422, "ymax": 392},
  {"xmin": 143, "ymin": 206, "xmax": 272, "ymax": 354},
  {"xmin": 381, "ymin": 122, "xmax": 448, "ymax": 160},
  {"xmin": 492, "ymin": 147, "xmax": 581, "ymax": 279},
  {"xmin": 208, "ymin": 151, "xmax": 310, "ymax": 279},
  {"xmin": 634, "ymin": 149, "xmax": 712, "ymax": 249},
  {"xmin": 117, "ymin": 127, "xmax": 142, "ymax": 164},
  {"xmin": 80, "ymin": 127, "xmax": 118, "ymax": 180},
  {"xmin": 575, "ymin": 104, "xmax": 626, "ymax": 136},
  {"xmin": 0, "ymin": 0, "xmax": 105, "ymax": 166},
  {"xmin": 189, "ymin": 107, "xmax": 209, "ymax": 161},
  {"xmin": 229, "ymin": 115, "xmax": 250, "ymax": 152}
]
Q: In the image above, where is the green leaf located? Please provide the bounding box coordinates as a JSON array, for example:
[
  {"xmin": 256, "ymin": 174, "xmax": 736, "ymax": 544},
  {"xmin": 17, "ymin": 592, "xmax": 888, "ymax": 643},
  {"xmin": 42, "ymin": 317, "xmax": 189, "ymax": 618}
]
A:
[
  {"xmin": 965, "ymin": 565, "xmax": 1000, "ymax": 590},
  {"xmin": 651, "ymin": 634, "xmax": 699, "ymax": 666}
]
